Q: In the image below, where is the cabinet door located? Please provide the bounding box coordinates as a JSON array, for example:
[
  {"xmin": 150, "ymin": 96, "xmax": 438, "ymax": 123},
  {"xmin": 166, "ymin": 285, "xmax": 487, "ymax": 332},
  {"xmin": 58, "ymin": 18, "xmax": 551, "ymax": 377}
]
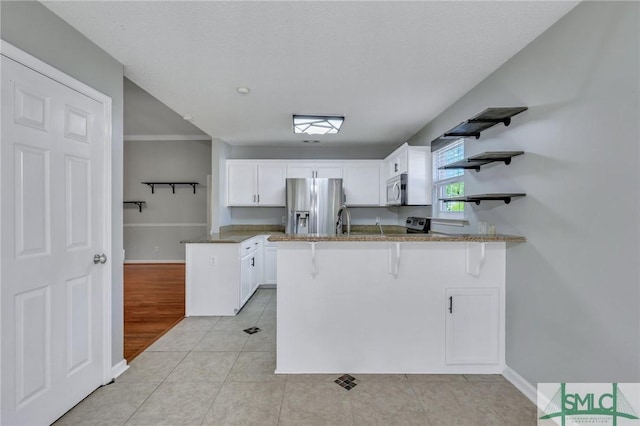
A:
[
  {"xmin": 286, "ymin": 164, "xmax": 315, "ymax": 179},
  {"xmin": 385, "ymin": 144, "xmax": 408, "ymax": 178},
  {"xmin": 445, "ymin": 288, "xmax": 499, "ymax": 365},
  {"xmin": 264, "ymin": 246, "xmax": 277, "ymax": 285},
  {"xmin": 253, "ymin": 238, "xmax": 264, "ymax": 287},
  {"xmin": 343, "ymin": 163, "xmax": 381, "ymax": 206},
  {"xmin": 250, "ymin": 254, "xmax": 259, "ymax": 294},
  {"xmin": 395, "ymin": 149, "xmax": 408, "ymax": 175},
  {"xmin": 385, "ymin": 158, "xmax": 396, "ymax": 179},
  {"xmin": 257, "ymin": 164, "xmax": 286, "ymax": 206},
  {"xmin": 240, "ymin": 254, "xmax": 253, "ymax": 307},
  {"xmin": 227, "ymin": 163, "xmax": 257, "ymax": 206},
  {"xmin": 315, "ymin": 163, "xmax": 343, "ymax": 178}
]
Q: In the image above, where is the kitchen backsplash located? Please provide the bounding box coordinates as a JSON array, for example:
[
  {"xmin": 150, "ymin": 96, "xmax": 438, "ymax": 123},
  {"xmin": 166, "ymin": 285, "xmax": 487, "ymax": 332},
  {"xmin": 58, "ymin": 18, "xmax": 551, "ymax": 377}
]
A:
[{"xmin": 229, "ymin": 206, "xmax": 429, "ymax": 226}]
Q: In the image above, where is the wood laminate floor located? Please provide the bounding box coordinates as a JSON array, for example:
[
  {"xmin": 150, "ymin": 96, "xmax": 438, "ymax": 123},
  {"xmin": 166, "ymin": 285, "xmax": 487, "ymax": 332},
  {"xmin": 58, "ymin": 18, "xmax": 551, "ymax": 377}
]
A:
[{"xmin": 124, "ymin": 263, "xmax": 185, "ymax": 362}]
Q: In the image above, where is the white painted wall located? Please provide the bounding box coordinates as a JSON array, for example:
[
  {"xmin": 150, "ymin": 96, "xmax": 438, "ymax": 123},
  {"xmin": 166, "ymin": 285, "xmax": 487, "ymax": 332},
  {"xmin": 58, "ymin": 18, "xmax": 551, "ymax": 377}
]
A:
[
  {"xmin": 123, "ymin": 140, "xmax": 211, "ymax": 261},
  {"xmin": 409, "ymin": 2, "xmax": 639, "ymax": 383},
  {"xmin": 1, "ymin": 1, "xmax": 126, "ymax": 367}
]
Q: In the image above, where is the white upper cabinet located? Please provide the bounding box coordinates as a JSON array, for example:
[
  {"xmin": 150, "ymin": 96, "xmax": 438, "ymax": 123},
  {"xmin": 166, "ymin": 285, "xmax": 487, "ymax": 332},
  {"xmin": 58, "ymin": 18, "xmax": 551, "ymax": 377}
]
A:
[
  {"xmin": 257, "ymin": 163, "xmax": 287, "ymax": 205},
  {"xmin": 228, "ymin": 160, "xmax": 382, "ymax": 207},
  {"xmin": 226, "ymin": 161, "xmax": 286, "ymax": 206},
  {"xmin": 286, "ymin": 162, "xmax": 343, "ymax": 179},
  {"xmin": 343, "ymin": 162, "xmax": 381, "ymax": 206},
  {"xmin": 386, "ymin": 145, "xmax": 409, "ymax": 178},
  {"xmin": 227, "ymin": 162, "xmax": 257, "ymax": 206},
  {"xmin": 383, "ymin": 143, "xmax": 432, "ymax": 205}
]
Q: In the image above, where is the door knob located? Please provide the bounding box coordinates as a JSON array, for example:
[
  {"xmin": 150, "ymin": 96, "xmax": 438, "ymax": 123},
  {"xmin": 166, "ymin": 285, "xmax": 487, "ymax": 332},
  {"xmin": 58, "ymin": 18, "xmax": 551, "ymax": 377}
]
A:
[{"xmin": 93, "ymin": 253, "xmax": 107, "ymax": 264}]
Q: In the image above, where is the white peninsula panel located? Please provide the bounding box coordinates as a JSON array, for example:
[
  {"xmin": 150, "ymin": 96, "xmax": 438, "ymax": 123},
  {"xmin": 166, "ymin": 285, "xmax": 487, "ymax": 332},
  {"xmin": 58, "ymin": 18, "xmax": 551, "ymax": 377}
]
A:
[{"xmin": 276, "ymin": 241, "xmax": 506, "ymax": 374}]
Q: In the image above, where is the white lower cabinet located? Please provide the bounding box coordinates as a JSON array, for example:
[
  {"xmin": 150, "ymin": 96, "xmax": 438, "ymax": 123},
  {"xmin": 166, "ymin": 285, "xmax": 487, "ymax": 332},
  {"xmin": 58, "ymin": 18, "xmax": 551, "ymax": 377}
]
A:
[
  {"xmin": 276, "ymin": 241, "xmax": 505, "ymax": 373},
  {"xmin": 186, "ymin": 236, "xmax": 264, "ymax": 316},
  {"xmin": 445, "ymin": 287, "xmax": 500, "ymax": 365},
  {"xmin": 240, "ymin": 246, "xmax": 259, "ymax": 307}
]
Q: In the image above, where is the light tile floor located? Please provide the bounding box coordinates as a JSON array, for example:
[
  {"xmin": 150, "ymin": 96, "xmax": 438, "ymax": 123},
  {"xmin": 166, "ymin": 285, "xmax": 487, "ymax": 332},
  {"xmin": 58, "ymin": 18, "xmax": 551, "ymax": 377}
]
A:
[{"xmin": 55, "ymin": 288, "xmax": 537, "ymax": 425}]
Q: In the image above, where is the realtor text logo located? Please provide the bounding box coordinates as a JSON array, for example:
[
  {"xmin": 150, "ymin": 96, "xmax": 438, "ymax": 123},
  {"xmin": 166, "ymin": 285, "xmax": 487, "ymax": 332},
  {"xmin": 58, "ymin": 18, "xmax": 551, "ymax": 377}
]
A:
[{"xmin": 538, "ymin": 383, "xmax": 640, "ymax": 425}]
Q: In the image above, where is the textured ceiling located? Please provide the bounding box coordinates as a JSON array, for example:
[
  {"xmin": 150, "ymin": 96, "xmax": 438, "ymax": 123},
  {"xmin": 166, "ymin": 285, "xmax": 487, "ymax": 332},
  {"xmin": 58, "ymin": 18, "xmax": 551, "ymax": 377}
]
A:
[{"xmin": 43, "ymin": 1, "xmax": 579, "ymax": 147}]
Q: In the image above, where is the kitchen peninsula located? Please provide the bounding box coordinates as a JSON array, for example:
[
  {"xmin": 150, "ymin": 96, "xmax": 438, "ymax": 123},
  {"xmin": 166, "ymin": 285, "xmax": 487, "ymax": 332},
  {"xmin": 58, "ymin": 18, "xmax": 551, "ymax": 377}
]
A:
[
  {"xmin": 269, "ymin": 233, "xmax": 525, "ymax": 375},
  {"xmin": 183, "ymin": 225, "xmax": 525, "ymax": 374}
]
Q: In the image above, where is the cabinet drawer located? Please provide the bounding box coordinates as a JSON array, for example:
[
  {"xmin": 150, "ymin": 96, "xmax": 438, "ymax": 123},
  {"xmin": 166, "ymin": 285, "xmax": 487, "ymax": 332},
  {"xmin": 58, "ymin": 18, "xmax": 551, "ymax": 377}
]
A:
[{"xmin": 240, "ymin": 240, "xmax": 259, "ymax": 254}]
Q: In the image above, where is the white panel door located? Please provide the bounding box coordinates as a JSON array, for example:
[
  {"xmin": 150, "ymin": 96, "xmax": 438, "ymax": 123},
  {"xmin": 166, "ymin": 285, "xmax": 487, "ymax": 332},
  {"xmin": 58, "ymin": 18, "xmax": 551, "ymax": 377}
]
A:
[
  {"xmin": 343, "ymin": 163, "xmax": 381, "ymax": 206},
  {"xmin": 227, "ymin": 163, "xmax": 256, "ymax": 206},
  {"xmin": 445, "ymin": 288, "xmax": 500, "ymax": 365},
  {"xmin": 257, "ymin": 163, "xmax": 286, "ymax": 206},
  {"xmin": 1, "ymin": 56, "xmax": 107, "ymax": 425}
]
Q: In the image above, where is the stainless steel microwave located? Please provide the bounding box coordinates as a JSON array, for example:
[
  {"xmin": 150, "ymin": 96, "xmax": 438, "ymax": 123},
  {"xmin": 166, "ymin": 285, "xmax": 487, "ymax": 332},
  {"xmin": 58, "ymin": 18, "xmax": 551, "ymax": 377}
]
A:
[{"xmin": 386, "ymin": 174, "xmax": 407, "ymax": 206}]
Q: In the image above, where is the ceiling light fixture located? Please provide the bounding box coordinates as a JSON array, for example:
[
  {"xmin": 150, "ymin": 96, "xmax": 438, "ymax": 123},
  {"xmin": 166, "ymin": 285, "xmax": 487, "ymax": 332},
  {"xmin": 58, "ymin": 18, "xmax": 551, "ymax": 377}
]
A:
[
  {"xmin": 183, "ymin": 115, "xmax": 193, "ymax": 121},
  {"xmin": 293, "ymin": 115, "xmax": 344, "ymax": 135},
  {"xmin": 236, "ymin": 87, "xmax": 251, "ymax": 95}
]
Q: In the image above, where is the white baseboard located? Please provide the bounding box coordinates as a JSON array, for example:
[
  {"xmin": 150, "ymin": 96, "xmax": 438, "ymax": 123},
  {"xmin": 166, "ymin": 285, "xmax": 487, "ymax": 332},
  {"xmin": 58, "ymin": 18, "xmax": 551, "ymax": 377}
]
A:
[
  {"xmin": 503, "ymin": 365, "xmax": 537, "ymax": 404},
  {"xmin": 124, "ymin": 260, "xmax": 186, "ymax": 264},
  {"xmin": 111, "ymin": 359, "xmax": 129, "ymax": 380}
]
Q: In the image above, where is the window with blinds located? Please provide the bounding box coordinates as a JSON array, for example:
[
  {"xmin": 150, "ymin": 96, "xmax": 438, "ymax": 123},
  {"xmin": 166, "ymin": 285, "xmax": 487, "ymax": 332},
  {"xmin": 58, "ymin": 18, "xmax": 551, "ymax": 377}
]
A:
[{"xmin": 432, "ymin": 139, "xmax": 464, "ymax": 217}]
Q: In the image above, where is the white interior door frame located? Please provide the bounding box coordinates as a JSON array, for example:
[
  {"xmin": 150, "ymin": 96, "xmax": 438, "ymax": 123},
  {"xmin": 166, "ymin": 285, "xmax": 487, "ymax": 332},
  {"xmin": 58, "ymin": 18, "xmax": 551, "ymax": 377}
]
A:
[{"xmin": 0, "ymin": 40, "xmax": 113, "ymax": 407}]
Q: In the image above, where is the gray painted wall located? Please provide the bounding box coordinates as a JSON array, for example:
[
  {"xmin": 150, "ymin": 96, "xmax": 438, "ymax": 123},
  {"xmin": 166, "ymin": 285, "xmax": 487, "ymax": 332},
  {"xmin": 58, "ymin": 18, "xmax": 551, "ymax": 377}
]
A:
[
  {"xmin": 124, "ymin": 78, "xmax": 207, "ymax": 136},
  {"xmin": 409, "ymin": 2, "xmax": 639, "ymax": 383},
  {"xmin": 124, "ymin": 140, "xmax": 211, "ymax": 261},
  {"xmin": 1, "ymin": 1, "xmax": 126, "ymax": 368}
]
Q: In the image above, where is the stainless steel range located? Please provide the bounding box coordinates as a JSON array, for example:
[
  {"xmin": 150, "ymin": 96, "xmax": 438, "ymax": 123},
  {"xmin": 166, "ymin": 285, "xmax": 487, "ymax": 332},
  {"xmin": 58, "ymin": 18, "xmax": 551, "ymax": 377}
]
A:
[{"xmin": 405, "ymin": 216, "xmax": 431, "ymax": 233}]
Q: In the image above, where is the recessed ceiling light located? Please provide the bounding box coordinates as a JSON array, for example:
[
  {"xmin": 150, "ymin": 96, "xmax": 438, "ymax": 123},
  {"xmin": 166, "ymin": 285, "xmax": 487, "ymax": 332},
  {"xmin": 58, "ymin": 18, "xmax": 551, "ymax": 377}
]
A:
[
  {"xmin": 183, "ymin": 115, "xmax": 193, "ymax": 121},
  {"xmin": 293, "ymin": 115, "xmax": 344, "ymax": 135},
  {"xmin": 236, "ymin": 87, "xmax": 251, "ymax": 95}
]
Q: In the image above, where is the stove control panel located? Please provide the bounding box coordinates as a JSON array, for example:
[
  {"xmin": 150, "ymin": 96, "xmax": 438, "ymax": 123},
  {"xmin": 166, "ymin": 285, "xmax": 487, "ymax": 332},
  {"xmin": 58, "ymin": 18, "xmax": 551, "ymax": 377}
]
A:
[{"xmin": 405, "ymin": 217, "xmax": 430, "ymax": 233}]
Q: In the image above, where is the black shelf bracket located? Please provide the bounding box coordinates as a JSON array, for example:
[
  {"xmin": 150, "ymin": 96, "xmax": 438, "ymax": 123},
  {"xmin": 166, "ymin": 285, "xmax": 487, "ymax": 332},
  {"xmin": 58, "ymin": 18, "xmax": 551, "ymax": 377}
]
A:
[
  {"xmin": 123, "ymin": 201, "xmax": 146, "ymax": 212},
  {"xmin": 467, "ymin": 117, "xmax": 512, "ymax": 127},
  {"xmin": 142, "ymin": 182, "xmax": 199, "ymax": 194},
  {"xmin": 439, "ymin": 151, "xmax": 524, "ymax": 173},
  {"xmin": 430, "ymin": 107, "xmax": 527, "ymax": 144},
  {"xmin": 444, "ymin": 131, "xmax": 481, "ymax": 140},
  {"xmin": 440, "ymin": 193, "xmax": 526, "ymax": 205}
]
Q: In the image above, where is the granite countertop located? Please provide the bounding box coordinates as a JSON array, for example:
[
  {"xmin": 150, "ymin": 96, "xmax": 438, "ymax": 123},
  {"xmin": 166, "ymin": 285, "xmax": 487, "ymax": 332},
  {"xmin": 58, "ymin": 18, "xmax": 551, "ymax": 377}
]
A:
[
  {"xmin": 267, "ymin": 233, "xmax": 526, "ymax": 243},
  {"xmin": 181, "ymin": 224, "xmax": 526, "ymax": 244},
  {"xmin": 180, "ymin": 225, "xmax": 285, "ymax": 244}
]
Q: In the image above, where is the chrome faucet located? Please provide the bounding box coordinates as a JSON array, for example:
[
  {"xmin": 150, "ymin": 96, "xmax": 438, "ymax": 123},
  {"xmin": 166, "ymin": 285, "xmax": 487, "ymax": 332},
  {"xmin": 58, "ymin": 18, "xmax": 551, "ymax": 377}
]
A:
[{"xmin": 336, "ymin": 204, "xmax": 351, "ymax": 236}]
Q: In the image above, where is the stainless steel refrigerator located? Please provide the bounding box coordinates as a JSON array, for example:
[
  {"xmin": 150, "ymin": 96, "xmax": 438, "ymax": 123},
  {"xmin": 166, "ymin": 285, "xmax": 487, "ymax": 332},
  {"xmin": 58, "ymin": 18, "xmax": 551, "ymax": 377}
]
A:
[{"xmin": 285, "ymin": 178, "xmax": 343, "ymax": 235}]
